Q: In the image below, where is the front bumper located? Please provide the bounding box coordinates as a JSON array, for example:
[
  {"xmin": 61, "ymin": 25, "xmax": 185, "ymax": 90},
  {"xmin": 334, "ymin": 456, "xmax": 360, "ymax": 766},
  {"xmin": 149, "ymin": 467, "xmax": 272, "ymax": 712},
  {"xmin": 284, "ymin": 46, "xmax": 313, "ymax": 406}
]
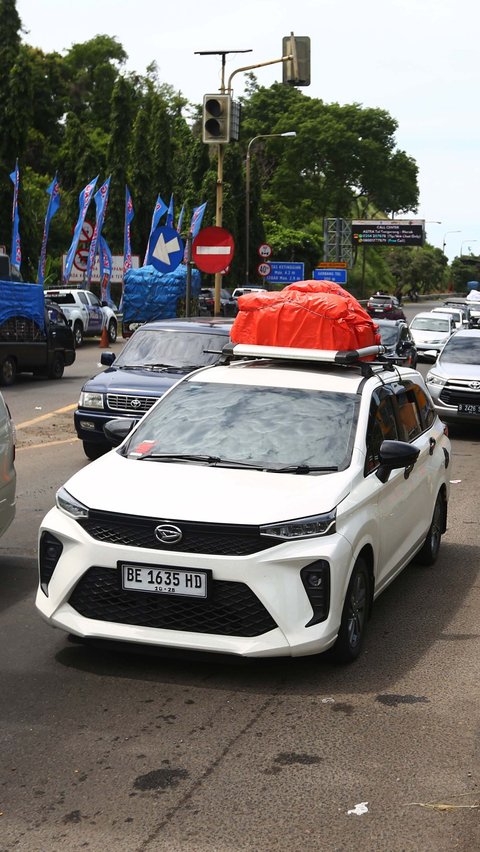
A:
[
  {"xmin": 74, "ymin": 409, "xmax": 141, "ymax": 444},
  {"xmin": 36, "ymin": 506, "xmax": 355, "ymax": 658}
]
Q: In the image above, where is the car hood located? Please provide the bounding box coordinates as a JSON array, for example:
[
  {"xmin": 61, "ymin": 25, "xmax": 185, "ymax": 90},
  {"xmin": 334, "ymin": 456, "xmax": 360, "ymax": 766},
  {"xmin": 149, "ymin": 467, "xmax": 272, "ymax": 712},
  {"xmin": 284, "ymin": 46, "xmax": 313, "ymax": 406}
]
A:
[
  {"xmin": 411, "ymin": 329, "xmax": 449, "ymax": 342},
  {"xmin": 82, "ymin": 366, "xmax": 192, "ymax": 396},
  {"xmin": 435, "ymin": 360, "xmax": 480, "ymax": 380},
  {"xmin": 63, "ymin": 451, "xmax": 353, "ymax": 525}
]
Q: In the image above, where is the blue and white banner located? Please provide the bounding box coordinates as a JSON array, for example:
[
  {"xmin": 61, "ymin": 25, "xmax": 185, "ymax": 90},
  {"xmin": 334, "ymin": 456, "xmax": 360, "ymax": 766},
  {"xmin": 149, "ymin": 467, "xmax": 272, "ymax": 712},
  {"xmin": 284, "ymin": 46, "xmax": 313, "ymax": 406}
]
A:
[
  {"xmin": 63, "ymin": 175, "xmax": 98, "ymax": 285},
  {"xmin": 123, "ymin": 185, "xmax": 135, "ymax": 276},
  {"xmin": 176, "ymin": 204, "xmax": 185, "ymax": 234},
  {"xmin": 143, "ymin": 194, "xmax": 168, "ymax": 265},
  {"xmin": 9, "ymin": 160, "xmax": 21, "ymax": 272},
  {"xmin": 37, "ymin": 173, "xmax": 60, "ymax": 286},
  {"xmin": 183, "ymin": 202, "xmax": 207, "ymax": 262},
  {"xmin": 99, "ymin": 235, "xmax": 113, "ymax": 304},
  {"xmin": 86, "ymin": 176, "xmax": 111, "ymax": 285},
  {"xmin": 166, "ymin": 193, "xmax": 174, "ymax": 229}
]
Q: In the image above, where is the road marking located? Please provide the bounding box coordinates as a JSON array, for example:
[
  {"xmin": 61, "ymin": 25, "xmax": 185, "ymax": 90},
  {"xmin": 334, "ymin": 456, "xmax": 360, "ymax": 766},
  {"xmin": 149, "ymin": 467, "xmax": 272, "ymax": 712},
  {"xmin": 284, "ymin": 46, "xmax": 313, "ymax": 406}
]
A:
[
  {"xmin": 16, "ymin": 403, "xmax": 77, "ymax": 430},
  {"xmin": 17, "ymin": 438, "xmax": 77, "ymax": 451}
]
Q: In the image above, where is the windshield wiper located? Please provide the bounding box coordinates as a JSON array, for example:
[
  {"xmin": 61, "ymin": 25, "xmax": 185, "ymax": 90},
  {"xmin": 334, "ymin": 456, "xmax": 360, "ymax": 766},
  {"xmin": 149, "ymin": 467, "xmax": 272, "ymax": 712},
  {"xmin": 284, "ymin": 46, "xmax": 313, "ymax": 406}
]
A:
[
  {"xmin": 135, "ymin": 453, "xmax": 223, "ymax": 464},
  {"xmin": 270, "ymin": 465, "xmax": 339, "ymax": 474}
]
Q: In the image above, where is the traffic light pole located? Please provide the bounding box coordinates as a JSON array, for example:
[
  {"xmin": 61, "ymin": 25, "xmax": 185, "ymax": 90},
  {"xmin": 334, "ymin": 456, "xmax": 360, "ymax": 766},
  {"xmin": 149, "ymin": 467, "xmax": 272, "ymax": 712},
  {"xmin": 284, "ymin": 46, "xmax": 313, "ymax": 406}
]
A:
[{"xmin": 214, "ymin": 144, "xmax": 224, "ymax": 315}]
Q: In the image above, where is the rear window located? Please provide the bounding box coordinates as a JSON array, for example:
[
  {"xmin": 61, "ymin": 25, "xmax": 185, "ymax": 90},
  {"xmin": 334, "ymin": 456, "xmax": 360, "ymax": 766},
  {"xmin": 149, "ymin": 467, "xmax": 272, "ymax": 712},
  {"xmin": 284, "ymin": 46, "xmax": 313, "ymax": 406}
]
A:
[{"xmin": 46, "ymin": 293, "xmax": 75, "ymax": 305}]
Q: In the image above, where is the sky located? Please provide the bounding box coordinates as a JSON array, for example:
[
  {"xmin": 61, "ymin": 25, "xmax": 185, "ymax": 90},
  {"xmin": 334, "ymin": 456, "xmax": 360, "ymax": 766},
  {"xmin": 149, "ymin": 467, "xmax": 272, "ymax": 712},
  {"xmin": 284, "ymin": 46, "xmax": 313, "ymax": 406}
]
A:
[{"xmin": 16, "ymin": 0, "xmax": 480, "ymax": 262}]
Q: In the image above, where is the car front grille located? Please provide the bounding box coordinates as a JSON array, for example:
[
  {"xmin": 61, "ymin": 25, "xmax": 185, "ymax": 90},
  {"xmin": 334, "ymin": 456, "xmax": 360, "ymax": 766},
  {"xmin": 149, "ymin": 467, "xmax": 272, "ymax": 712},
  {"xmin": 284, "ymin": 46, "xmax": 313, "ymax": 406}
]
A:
[
  {"xmin": 77, "ymin": 511, "xmax": 275, "ymax": 555},
  {"xmin": 439, "ymin": 383, "xmax": 480, "ymax": 405},
  {"xmin": 68, "ymin": 566, "xmax": 277, "ymax": 637},
  {"xmin": 106, "ymin": 393, "xmax": 158, "ymax": 413}
]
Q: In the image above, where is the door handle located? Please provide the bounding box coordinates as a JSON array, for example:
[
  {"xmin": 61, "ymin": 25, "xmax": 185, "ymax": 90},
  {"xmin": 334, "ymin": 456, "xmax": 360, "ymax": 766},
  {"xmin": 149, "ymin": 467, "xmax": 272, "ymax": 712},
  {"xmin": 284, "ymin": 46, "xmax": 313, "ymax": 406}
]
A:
[{"xmin": 429, "ymin": 437, "xmax": 436, "ymax": 455}]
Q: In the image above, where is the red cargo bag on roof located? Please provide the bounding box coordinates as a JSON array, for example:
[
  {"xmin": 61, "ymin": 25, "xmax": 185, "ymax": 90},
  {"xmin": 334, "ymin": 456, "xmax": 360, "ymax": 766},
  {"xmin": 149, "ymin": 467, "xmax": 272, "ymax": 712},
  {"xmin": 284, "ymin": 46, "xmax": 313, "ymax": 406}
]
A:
[{"xmin": 231, "ymin": 280, "xmax": 380, "ymax": 351}]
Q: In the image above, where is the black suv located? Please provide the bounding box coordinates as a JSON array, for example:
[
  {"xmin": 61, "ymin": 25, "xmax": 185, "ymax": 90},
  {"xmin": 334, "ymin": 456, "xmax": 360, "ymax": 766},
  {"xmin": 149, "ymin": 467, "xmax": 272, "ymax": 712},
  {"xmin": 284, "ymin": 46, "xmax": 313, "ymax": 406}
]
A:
[
  {"xmin": 74, "ymin": 317, "xmax": 233, "ymax": 459},
  {"xmin": 375, "ymin": 319, "xmax": 418, "ymax": 368}
]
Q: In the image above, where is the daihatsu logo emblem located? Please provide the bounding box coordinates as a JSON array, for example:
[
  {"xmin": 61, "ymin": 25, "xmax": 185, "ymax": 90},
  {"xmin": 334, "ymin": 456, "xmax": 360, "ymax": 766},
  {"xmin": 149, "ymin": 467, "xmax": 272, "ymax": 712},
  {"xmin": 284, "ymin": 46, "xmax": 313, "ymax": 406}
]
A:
[
  {"xmin": 154, "ymin": 524, "xmax": 183, "ymax": 544},
  {"xmin": 469, "ymin": 381, "xmax": 480, "ymax": 390}
]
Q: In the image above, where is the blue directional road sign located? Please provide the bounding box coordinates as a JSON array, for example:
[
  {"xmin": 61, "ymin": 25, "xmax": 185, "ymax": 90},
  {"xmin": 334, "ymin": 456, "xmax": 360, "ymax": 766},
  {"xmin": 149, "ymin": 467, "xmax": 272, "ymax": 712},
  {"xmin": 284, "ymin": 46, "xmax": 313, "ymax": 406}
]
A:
[
  {"xmin": 266, "ymin": 261, "xmax": 304, "ymax": 285},
  {"xmin": 313, "ymin": 268, "xmax": 348, "ymax": 284},
  {"xmin": 147, "ymin": 226, "xmax": 184, "ymax": 274}
]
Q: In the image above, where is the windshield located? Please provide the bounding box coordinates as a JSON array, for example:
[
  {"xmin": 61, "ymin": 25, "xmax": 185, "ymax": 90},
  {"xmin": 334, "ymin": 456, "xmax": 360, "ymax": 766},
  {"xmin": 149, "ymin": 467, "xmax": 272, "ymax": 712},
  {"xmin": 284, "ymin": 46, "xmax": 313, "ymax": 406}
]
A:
[
  {"xmin": 440, "ymin": 337, "xmax": 480, "ymax": 364},
  {"xmin": 377, "ymin": 325, "xmax": 398, "ymax": 346},
  {"xmin": 114, "ymin": 328, "xmax": 230, "ymax": 369},
  {"xmin": 411, "ymin": 317, "xmax": 449, "ymax": 332},
  {"xmin": 123, "ymin": 380, "xmax": 359, "ymax": 471}
]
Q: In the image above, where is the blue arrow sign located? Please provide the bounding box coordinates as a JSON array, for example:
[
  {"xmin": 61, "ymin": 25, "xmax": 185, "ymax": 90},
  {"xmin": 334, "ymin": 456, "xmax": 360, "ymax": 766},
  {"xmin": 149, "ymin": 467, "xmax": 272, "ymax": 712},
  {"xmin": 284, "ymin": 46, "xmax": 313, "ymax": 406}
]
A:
[{"xmin": 147, "ymin": 226, "xmax": 184, "ymax": 274}]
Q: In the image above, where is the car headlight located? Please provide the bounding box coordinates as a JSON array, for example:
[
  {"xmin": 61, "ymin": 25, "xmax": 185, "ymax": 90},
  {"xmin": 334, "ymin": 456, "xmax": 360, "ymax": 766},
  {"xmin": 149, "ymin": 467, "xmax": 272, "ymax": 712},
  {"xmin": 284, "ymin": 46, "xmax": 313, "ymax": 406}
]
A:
[
  {"xmin": 79, "ymin": 391, "xmax": 104, "ymax": 409},
  {"xmin": 426, "ymin": 371, "xmax": 446, "ymax": 386},
  {"xmin": 260, "ymin": 510, "xmax": 336, "ymax": 540},
  {"xmin": 56, "ymin": 487, "xmax": 89, "ymax": 519}
]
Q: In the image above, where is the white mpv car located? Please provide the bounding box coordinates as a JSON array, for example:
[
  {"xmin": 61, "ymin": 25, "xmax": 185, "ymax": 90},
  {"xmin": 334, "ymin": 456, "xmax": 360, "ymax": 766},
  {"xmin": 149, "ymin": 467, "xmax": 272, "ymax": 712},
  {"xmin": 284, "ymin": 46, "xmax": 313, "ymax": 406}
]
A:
[
  {"xmin": 36, "ymin": 343, "xmax": 451, "ymax": 663},
  {"xmin": 0, "ymin": 391, "xmax": 16, "ymax": 538}
]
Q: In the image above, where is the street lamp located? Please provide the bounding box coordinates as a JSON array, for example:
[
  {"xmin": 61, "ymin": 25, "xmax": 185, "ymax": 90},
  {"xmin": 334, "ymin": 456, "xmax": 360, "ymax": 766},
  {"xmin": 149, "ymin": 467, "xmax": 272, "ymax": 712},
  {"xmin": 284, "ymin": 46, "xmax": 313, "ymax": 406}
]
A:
[
  {"xmin": 460, "ymin": 239, "xmax": 478, "ymax": 257},
  {"xmin": 245, "ymin": 131, "xmax": 296, "ymax": 284},
  {"xmin": 442, "ymin": 230, "xmax": 461, "ymax": 253}
]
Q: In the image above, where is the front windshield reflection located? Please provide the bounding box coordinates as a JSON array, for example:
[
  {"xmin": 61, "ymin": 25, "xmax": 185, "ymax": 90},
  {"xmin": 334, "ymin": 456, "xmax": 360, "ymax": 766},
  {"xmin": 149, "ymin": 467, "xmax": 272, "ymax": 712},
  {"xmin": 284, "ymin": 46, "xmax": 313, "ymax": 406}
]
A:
[
  {"xmin": 124, "ymin": 380, "xmax": 359, "ymax": 471},
  {"xmin": 440, "ymin": 337, "xmax": 480, "ymax": 364},
  {"xmin": 115, "ymin": 329, "xmax": 230, "ymax": 369}
]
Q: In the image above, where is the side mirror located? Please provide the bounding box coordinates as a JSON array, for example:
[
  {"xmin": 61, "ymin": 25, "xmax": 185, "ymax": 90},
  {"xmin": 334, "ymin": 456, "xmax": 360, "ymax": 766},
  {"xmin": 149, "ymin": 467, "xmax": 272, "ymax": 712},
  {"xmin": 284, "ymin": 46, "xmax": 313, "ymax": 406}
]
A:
[
  {"xmin": 100, "ymin": 351, "xmax": 116, "ymax": 366},
  {"xmin": 376, "ymin": 440, "xmax": 420, "ymax": 483},
  {"xmin": 103, "ymin": 418, "xmax": 136, "ymax": 447}
]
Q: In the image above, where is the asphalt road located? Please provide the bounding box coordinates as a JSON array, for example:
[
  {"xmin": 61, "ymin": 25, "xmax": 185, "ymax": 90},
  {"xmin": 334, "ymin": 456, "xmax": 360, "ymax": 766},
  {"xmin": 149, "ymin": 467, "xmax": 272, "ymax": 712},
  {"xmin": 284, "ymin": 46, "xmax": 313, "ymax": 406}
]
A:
[{"xmin": 0, "ymin": 316, "xmax": 479, "ymax": 852}]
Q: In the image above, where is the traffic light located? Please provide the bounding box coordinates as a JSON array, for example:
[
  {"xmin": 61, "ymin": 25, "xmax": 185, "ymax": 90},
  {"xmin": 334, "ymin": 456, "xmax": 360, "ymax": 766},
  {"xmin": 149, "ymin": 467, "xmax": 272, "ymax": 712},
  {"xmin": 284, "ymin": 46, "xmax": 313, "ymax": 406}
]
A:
[
  {"xmin": 282, "ymin": 35, "xmax": 311, "ymax": 86},
  {"xmin": 202, "ymin": 94, "xmax": 232, "ymax": 144}
]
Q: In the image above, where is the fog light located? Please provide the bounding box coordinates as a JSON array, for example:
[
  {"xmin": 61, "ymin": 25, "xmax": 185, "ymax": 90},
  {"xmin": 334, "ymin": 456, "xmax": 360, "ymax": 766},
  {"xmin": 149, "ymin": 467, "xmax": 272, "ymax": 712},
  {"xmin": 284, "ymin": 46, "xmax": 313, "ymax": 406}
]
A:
[
  {"xmin": 301, "ymin": 560, "xmax": 330, "ymax": 627},
  {"xmin": 39, "ymin": 532, "xmax": 63, "ymax": 596}
]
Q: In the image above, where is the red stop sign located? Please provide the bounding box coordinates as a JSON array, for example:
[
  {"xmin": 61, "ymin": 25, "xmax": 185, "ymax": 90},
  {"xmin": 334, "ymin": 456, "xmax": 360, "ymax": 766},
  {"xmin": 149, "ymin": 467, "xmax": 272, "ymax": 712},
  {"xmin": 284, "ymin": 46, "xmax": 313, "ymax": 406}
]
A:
[{"xmin": 192, "ymin": 226, "xmax": 235, "ymax": 274}]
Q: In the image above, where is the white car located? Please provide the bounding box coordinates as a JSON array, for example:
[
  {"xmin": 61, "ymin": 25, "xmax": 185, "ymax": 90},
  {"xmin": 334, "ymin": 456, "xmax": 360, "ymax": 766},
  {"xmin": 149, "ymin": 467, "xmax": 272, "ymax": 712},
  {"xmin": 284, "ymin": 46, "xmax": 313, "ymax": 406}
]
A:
[
  {"xmin": 409, "ymin": 311, "xmax": 455, "ymax": 360},
  {"xmin": 36, "ymin": 343, "xmax": 451, "ymax": 663},
  {"xmin": 0, "ymin": 391, "xmax": 16, "ymax": 537}
]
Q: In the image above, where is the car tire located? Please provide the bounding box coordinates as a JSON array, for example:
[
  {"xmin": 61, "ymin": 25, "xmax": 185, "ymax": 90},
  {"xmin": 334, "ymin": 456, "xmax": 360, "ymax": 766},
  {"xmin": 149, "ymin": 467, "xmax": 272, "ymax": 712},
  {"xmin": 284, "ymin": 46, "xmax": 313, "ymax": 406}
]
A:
[
  {"xmin": 48, "ymin": 353, "xmax": 65, "ymax": 380},
  {"xmin": 0, "ymin": 356, "xmax": 17, "ymax": 386},
  {"xmin": 414, "ymin": 491, "xmax": 446, "ymax": 566},
  {"xmin": 73, "ymin": 322, "xmax": 83, "ymax": 347},
  {"xmin": 332, "ymin": 558, "xmax": 370, "ymax": 663},
  {"xmin": 107, "ymin": 319, "xmax": 117, "ymax": 344},
  {"xmin": 83, "ymin": 441, "xmax": 108, "ymax": 461}
]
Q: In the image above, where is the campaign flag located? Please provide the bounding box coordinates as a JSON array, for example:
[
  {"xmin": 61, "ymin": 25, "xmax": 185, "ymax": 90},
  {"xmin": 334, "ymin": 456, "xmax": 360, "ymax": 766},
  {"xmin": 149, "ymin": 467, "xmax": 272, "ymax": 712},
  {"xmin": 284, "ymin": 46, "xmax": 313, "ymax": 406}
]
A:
[
  {"xmin": 143, "ymin": 194, "xmax": 167, "ymax": 265},
  {"xmin": 9, "ymin": 160, "xmax": 21, "ymax": 271},
  {"xmin": 176, "ymin": 204, "xmax": 185, "ymax": 234},
  {"xmin": 98, "ymin": 235, "xmax": 113, "ymax": 304},
  {"xmin": 166, "ymin": 193, "xmax": 174, "ymax": 229},
  {"xmin": 123, "ymin": 185, "xmax": 135, "ymax": 276},
  {"xmin": 183, "ymin": 202, "xmax": 207, "ymax": 262},
  {"xmin": 190, "ymin": 202, "xmax": 207, "ymax": 239},
  {"xmin": 63, "ymin": 175, "xmax": 98, "ymax": 284},
  {"xmin": 86, "ymin": 176, "xmax": 111, "ymax": 285},
  {"xmin": 37, "ymin": 173, "xmax": 61, "ymax": 286}
]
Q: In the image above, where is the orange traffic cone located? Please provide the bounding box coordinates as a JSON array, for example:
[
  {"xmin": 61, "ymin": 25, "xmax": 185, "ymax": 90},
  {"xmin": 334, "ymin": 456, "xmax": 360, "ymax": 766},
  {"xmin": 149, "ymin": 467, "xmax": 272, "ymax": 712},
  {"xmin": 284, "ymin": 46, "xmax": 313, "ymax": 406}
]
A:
[{"xmin": 99, "ymin": 324, "xmax": 109, "ymax": 348}]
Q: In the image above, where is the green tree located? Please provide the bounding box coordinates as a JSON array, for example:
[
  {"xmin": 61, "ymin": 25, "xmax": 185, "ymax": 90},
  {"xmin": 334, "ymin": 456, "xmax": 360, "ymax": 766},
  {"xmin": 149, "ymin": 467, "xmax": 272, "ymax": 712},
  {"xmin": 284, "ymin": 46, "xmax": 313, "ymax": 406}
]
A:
[
  {"xmin": 63, "ymin": 35, "xmax": 127, "ymax": 132},
  {"xmin": 106, "ymin": 74, "xmax": 137, "ymax": 250}
]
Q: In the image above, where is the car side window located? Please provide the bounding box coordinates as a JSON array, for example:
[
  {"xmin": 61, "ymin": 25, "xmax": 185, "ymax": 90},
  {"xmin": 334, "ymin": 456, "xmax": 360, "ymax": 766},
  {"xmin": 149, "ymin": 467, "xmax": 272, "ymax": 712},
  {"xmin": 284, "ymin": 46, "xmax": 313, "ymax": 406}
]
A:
[
  {"xmin": 365, "ymin": 392, "xmax": 399, "ymax": 473},
  {"xmin": 411, "ymin": 384, "xmax": 436, "ymax": 429},
  {"xmin": 78, "ymin": 292, "xmax": 88, "ymax": 305},
  {"xmin": 395, "ymin": 386, "xmax": 422, "ymax": 442}
]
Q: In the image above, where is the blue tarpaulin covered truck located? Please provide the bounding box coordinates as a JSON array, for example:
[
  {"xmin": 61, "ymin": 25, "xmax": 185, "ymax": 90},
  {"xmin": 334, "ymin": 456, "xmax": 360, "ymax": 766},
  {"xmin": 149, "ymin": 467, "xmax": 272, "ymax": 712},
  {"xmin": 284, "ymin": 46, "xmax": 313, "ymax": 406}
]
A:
[{"xmin": 121, "ymin": 264, "xmax": 201, "ymax": 337}]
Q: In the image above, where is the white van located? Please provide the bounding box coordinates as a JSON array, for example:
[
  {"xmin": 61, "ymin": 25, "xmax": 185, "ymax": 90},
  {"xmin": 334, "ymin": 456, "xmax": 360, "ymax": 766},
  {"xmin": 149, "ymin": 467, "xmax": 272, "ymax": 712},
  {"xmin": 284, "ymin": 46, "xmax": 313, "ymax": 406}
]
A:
[{"xmin": 0, "ymin": 391, "xmax": 16, "ymax": 537}]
